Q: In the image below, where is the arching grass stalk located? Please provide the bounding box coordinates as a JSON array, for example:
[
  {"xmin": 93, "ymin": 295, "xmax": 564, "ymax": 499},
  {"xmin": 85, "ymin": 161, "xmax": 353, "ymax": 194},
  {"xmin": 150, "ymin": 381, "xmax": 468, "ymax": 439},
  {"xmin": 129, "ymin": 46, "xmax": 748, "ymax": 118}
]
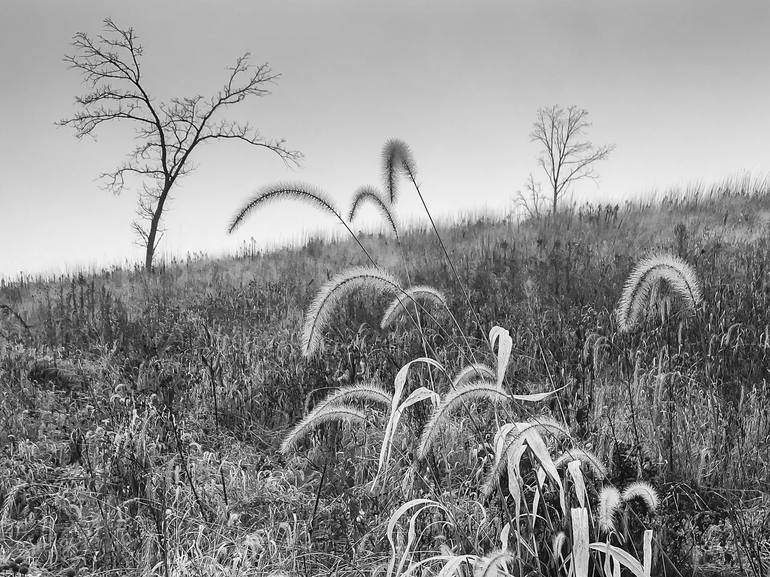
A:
[
  {"xmin": 348, "ymin": 185, "xmax": 399, "ymax": 240},
  {"xmin": 228, "ymin": 182, "xmax": 378, "ymax": 266}
]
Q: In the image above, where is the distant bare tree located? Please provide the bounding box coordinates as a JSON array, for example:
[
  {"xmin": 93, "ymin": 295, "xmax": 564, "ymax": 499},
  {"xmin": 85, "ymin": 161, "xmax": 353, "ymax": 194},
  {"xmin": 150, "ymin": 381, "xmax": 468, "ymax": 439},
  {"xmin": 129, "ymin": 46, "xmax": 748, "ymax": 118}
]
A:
[
  {"xmin": 529, "ymin": 105, "xmax": 614, "ymax": 216},
  {"xmin": 59, "ymin": 18, "xmax": 301, "ymax": 271},
  {"xmin": 514, "ymin": 173, "xmax": 546, "ymax": 220}
]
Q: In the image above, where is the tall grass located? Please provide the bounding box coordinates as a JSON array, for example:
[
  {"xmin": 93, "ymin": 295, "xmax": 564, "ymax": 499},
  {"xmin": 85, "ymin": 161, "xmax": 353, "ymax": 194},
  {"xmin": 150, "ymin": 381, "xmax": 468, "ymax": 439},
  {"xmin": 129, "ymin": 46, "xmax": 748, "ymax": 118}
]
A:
[{"xmin": 0, "ymin": 150, "xmax": 768, "ymax": 575}]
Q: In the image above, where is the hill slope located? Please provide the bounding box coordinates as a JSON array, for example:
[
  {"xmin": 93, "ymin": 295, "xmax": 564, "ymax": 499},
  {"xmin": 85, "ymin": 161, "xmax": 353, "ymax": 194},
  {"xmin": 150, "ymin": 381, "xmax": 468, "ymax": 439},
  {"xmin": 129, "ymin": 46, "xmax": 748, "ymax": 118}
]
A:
[{"xmin": 1, "ymin": 184, "xmax": 768, "ymax": 576}]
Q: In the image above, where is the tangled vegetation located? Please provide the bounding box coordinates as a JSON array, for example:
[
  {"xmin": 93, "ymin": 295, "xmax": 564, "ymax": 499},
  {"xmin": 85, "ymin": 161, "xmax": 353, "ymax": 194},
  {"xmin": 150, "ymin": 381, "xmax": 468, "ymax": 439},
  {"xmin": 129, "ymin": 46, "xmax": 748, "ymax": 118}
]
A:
[{"xmin": 0, "ymin": 142, "xmax": 768, "ymax": 575}]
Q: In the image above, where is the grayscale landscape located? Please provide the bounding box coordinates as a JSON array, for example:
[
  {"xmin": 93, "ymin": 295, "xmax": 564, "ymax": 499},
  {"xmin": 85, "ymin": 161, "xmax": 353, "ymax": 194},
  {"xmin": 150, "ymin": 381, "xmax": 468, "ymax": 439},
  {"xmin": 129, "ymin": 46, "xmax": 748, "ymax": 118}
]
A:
[{"xmin": 0, "ymin": 2, "xmax": 768, "ymax": 576}]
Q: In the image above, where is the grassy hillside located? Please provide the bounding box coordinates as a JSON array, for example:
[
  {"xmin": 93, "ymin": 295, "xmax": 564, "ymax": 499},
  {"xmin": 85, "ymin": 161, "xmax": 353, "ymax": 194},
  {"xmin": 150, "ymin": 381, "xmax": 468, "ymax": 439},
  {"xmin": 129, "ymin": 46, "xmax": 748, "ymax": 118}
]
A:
[{"xmin": 1, "ymin": 180, "xmax": 769, "ymax": 576}]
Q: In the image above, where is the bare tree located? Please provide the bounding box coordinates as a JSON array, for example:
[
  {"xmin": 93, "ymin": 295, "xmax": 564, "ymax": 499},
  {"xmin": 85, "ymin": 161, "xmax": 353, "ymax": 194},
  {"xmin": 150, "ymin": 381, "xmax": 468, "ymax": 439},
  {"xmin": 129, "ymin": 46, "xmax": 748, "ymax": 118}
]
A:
[
  {"xmin": 529, "ymin": 105, "xmax": 614, "ymax": 216},
  {"xmin": 514, "ymin": 173, "xmax": 546, "ymax": 220},
  {"xmin": 59, "ymin": 18, "xmax": 301, "ymax": 271}
]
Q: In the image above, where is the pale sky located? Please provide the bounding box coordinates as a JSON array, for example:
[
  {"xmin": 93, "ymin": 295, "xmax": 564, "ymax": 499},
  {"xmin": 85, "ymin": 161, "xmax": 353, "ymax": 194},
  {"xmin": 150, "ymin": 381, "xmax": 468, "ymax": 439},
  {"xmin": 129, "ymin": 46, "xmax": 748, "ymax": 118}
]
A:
[{"xmin": 1, "ymin": 0, "xmax": 769, "ymax": 278}]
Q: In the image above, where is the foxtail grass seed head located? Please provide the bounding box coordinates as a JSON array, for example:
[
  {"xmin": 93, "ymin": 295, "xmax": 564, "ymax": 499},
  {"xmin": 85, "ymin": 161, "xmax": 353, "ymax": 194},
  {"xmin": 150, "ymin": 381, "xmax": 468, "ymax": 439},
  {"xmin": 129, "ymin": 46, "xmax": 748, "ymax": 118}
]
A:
[
  {"xmin": 348, "ymin": 185, "xmax": 399, "ymax": 237},
  {"xmin": 382, "ymin": 138, "xmax": 417, "ymax": 203},
  {"xmin": 622, "ymin": 481, "xmax": 659, "ymax": 512},
  {"xmin": 380, "ymin": 285, "xmax": 447, "ymax": 329},
  {"xmin": 554, "ymin": 447, "xmax": 607, "ymax": 479},
  {"xmin": 598, "ymin": 486, "xmax": 622, "ymax": 533},
  {"xmin": 451, "ymin": 363, "xmax": 496, "ymax": 388},
  {"xmin": 313, "ymin": 382, "xmax": 393, "ymax": 415},
  {"xmin": 418, "ymin": 381, "xmax": 509, "ymax": 460},
  {"xmin": 615, "ymin": 254, "xmax": 702, "ymax": 333},
  {"xmin": 302, "ymin": 266, "xmax": 402, "ymax": 356},
  {"xmin": 474, "ymin": 549, "xmax": 515, "ymax": 577},
  {"xmin": 280, "ymin": 404, "xmax": 366, "ymax": 454},
  {"xmin": 582, "ymin": 332, "xmax": 601, "ymax": 364},
  {"xmin": 228, "ymin": 182, "xmax": 340, "ymax": 234}
]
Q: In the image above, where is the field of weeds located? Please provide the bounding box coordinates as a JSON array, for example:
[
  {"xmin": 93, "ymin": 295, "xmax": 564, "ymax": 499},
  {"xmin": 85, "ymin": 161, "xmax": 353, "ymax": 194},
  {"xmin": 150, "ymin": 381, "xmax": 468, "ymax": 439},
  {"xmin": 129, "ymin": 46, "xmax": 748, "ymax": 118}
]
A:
[{"xmin": 1, "ymin": 178, "xmax": 769, "ymax": 576}]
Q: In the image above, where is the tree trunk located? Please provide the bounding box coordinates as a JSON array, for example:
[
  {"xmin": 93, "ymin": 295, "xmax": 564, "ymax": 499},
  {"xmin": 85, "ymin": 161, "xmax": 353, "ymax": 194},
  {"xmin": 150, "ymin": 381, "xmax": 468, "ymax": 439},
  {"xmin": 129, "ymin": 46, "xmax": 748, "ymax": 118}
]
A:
[
  {"xmin": 552, "ymin": 186, "xmax": 558, "ymax": 216},
  {"xmin": 144, "ymin": 186, "xmax": 171, "ymax": 272},
  {"xmin": 144, "ymin": 236, "xmax": 156, "ymax": 272}
]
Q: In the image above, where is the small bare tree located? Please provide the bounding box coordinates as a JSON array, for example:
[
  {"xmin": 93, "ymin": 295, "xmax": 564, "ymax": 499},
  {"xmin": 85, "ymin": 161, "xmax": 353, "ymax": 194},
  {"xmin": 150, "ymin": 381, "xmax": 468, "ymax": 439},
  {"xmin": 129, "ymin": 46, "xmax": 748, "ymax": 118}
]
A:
[
  {"xmin": 528, "ymin": 105, "xmax": 614, "ymax": 216},
  {"xmin": 59, "ymin": 18, "xmax": 301, "ymax": 271},
  {"xmin": 514, "ymin": 173, "xmax": 546, "ymax": 220}
]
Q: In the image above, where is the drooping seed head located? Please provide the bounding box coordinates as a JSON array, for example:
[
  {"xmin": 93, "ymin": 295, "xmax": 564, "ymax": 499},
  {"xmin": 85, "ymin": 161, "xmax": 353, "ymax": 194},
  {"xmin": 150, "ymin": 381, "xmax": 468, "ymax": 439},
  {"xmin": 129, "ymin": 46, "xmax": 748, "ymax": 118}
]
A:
[
  {"xmin": 302, "ymin": 266, "xmax": 402, "ymax": 356},
  {"xmin": 622, "ymin": 481, "xmax": 659, "ymax": 513},
  {"xmin": 228, "ymin": 182, "xmax": 341, "ymax": 234},
  {"xmin": 382, "ymin": 139, "xmax": 417, "ymax": 204},
  {"xmin": 616, "ymin": 254, "xmax": 702, "ymax": 333},
  {"xmin": 597, "ymin": 486, "xmax": 622, "ymax": 533},
  {"xmin": 380, "ymin": 285, "xmax": 447, "ymax": 329}
]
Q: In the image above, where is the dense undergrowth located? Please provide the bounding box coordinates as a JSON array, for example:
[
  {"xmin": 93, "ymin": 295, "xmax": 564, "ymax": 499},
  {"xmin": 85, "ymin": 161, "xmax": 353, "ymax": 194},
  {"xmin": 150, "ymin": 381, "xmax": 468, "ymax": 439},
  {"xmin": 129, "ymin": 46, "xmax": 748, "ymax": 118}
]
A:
[{"xmin": 0, "ymin": 177, "xmax": 769, "ymax": 576}]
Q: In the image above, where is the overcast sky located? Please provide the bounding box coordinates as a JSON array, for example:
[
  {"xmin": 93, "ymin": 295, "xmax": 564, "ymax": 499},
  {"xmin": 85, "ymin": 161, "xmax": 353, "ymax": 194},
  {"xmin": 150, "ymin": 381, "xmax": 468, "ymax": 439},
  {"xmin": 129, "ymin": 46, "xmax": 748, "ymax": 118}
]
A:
[{"xmin": 1, "ymin": 0, "xmax": 768, "ymax": 278}]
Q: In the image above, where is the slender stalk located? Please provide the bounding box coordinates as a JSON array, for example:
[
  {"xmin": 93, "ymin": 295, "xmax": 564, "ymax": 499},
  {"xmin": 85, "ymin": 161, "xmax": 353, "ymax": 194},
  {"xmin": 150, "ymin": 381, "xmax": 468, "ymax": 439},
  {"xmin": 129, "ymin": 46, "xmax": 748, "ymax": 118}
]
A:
[{"xmin": 405, "ymin": 169, "xmax": 486, "ymax": 345}]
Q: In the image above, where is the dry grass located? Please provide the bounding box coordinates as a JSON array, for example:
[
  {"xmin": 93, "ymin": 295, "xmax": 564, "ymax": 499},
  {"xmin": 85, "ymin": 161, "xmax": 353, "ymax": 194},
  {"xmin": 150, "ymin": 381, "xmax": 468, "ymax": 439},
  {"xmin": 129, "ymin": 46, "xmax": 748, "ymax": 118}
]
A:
[{"xmin": 0, "ymin": 174, "xmax": 768, "ymax": 575}]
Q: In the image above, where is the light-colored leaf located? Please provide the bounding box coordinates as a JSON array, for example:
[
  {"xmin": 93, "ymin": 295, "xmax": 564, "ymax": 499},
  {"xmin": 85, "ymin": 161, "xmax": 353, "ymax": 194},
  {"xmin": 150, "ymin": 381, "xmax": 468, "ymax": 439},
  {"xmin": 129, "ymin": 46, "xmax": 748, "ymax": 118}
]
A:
[
  {"xmin": 531, "ymin": 467, "xmax": 547, "ymax": 525},
  {"xmin": 386, "ymin": 499, "xmax": 444, "ymax": 577},
  {"xmin": 571, "ymin": 508, "xmax": 589, "ymax": 577},
  {"xmin": 568, "ymin": 459, "xmax": 588, "ymax": 508},
  {"xmin": 523, "ymin": 428, "xmax": 566, "ymax": 515},
  {"xmin": 374, "ymin": 358, "xmax": 444, "ymax": 490},
  {"xmin": 643, "ymin": 529, "xmax": 653, "ymax": 577},
  {"xmin": 436, "ymin": 555, "xmax": 479, "ymax": 577},
  {"xmin": 507, "ymin": 444, "xmax": 527, "ymax": 524},
  {"xmin": 499, "ymin": 522, "xmax": 511, "ymax": 551},
  {"xmin": 400, "ymin": 555, "xmax": 476, "ymax": 577},
  {"xmin": 589, "ymin": 542, "xmax": 647, "ymax": 577},
  {"xmin": 489, "ymin": 326, "xmax": 513, "ymax": 386}
]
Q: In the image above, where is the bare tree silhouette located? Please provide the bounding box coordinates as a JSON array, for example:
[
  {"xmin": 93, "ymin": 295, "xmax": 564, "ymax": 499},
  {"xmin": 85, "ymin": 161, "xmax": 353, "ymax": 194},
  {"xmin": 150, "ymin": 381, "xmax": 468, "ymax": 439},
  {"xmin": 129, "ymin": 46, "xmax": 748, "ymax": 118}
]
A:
[
  {"xmin": 59, "ymin": 18, "xmax": 301, "ymax": 271},
  {"xmin": 529, "ymin": 105, "xmax": 614, "ymax": 216}
]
